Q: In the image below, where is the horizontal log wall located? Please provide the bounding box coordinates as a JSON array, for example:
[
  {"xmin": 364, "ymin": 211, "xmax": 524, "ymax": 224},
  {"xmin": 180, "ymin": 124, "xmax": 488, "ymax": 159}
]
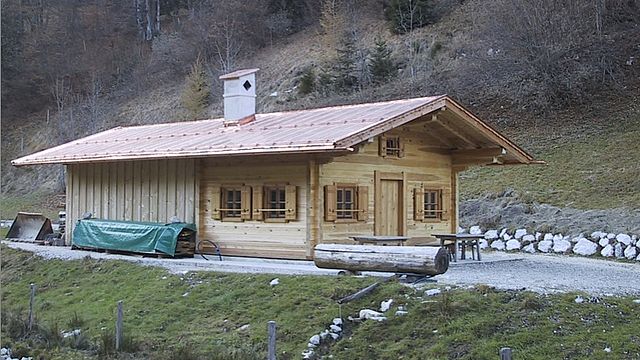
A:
[
  {"xmin": 199, "ymin": 158, "xmax": 308, "ymax": 259},
  {"xmin": 319, "ymin": 119, "xmax": 454, "ymax": 245},
  {"xmin": 66, "ymin": 159, "xmax": 197, "ymax": 243}
]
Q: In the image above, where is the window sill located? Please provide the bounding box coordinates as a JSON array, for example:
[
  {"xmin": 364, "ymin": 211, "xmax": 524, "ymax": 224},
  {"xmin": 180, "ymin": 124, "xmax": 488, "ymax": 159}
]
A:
[
  {"xmin": 222, "ymin": 217, "xmax": 243, "ymax": 222},
  {"xmin": 264, "ymin": 218, "xmax": 288, "ymax": 223},
  {"xmin": 335, "ymin": 219, "xmax": 359, "ymax": 224}
]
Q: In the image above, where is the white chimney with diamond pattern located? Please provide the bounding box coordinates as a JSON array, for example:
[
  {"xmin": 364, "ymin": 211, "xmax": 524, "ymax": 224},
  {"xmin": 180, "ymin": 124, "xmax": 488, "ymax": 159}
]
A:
[{"xmin": 219, "ymin": 68, "xmax": 259, "ymax": 125}]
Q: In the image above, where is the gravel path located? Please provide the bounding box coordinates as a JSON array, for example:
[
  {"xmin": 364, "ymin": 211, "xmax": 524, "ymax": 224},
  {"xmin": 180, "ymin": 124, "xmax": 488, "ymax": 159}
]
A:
[{"xmin": 4, "ymin": 241, "xmax": 640, "ymax": 296}]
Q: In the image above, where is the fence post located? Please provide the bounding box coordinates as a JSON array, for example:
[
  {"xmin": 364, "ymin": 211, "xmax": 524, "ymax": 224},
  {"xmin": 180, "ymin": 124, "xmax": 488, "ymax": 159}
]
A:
[
  {"xmin": 500, "ymin": 347, "xmax": 512, "ymax": 360},
  {"xmin": 267, "ymin": 320, "xmax": 277, "ymax": 360},
  {"xmin": 28, "ymin": 283, "xmax": 36, "ymax": 331},
  {"xmin": 115, "ymin": 300, "xmax": 124, "ymax": 351}
]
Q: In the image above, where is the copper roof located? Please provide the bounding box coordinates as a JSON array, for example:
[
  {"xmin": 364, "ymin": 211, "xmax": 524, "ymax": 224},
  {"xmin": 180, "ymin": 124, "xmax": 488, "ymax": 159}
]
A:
[
  {"xmin": 11, "ymin": 95, "xmax": 539, "ymax": 166},
  {"xmin": 219, "ymin": 68, "xmax": 260, "ymax": 80}
]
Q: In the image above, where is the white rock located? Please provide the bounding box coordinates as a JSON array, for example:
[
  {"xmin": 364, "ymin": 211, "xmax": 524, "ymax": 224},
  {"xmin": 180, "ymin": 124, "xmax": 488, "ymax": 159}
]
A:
[
  {"xmin": 598, "ymin": 238, "xmax": 610, "ymax": 247},
  {"xmin": 457, "ymin": 226, "xmax": 466, "ymax": 234},
  {"xmin": 302, "ymin": 350, "xmax": 314, "ymax": 359},
  {"xmin": 309, "ymin": 334, "xmax": 321, "ymax": 345},
  {"xmin": 543, "ymin": 233, "xmax": 554, "ymax": 241},
  {"xmin": 469, "ymin": 226, "xmax": 482, "ymax": 235},
  {"xmin": 601, "ymin": 244, "xmax": 614, "ymax": 257},
  {"xmin": 514, "ymin": 229, "xmax": 527, "ymax": 239},
  {"xmin": 484, "ymin": 230, "xmax": 498, "ymax": 240},
  {"xmin": 319, "ymin": 330, "xmax": 330, "ymax": 339},
  {"xmin": 478, "ymin": 239, "xmax": 489, "ymax": 249},
  {"xmin": 575, "ymin": 296, "xmax": 584, "ymax": 304},
  {"xmin": 1, "ymin": 349, "xmax": 8, "ymax": 356},
  {"xmin": 182, "ymin": 292, "xmax": 189, "ymax": 297},
  {"xmin": 269, "ymin": 278, "xmax": 279, "ymax": 286},
  {"xmin": 616, "ymin": 234, "xmax": 631, "ymax": 246},
  {"xmin": 590, "ymin": 231, "xmax": 604, "ymax": 240},
  {"xmin": 604, "ymin": 347, "xmax": 612, "ymax": 353},
  {"xmin": 329, "ymin": 332, "xmax": 340, "ymax": 340},
  {"xmin": 502, "ymin": 233, "xmax": 512, "ymax": 241},
  {"xmin": 332, "ymin": 318, "xmax": 342, "ymax": 326},
  {"xmin": 614, "ymin": 243, "xmax": 624, "ymax": 258},
  {"xmin": 523, "ymin": 243, "xmax": 536, "ymax": 253},
  {"xmin": 380, "ymin": 299, "xmax": 394, "ymax": 312},
  {"xmin": 637, "ymin": 253, "xmax": 640, "ymax": 261},
  {"xmin": 522, "ymin": 234, "xmax": 535, "ymax": 243},
  {"xmin": 161, "ymin": 276, "xmax": 167, "ymax": 280},
  {"xmin": 490, "ymin": 240, "xmax": 505, "ymax": 251},
  {"xmin": 307, "ymin": 343, "xmax": 316, "ymax": 348},
  {"xmin": 499, "ymin": 228, "xmax": 508, "ymax": 237},
  {"xmin": 537, "ymin": 240, "xmax": 553, "ymax": 253},
  {"xmin": 359, "ymin": 309, "xmax": 387, "ymax": 321},
  {"xmin": 633, "ymin": 299, "xmax": 640, "ymax": 304},
  {"xmin": 425, "ymin": 289, "xmax": 442, "ymax": 296},
  {"xmin": 553, "ymin": 234, "xmax": 563, "ymax": 241},
  {"xmin": 238, "ymin": 324, "xmax": 250, "ymax": 331},
  {"xmin": 62, "ymin": 329, "xmax": 81, "ymax": 338},
  {"xmin": 535, "ymin": 232, "xmax": 542, "ymax": 241},
  {"xmin": 553, "ymin": 239, "xmax": 572, "ymax": 253},
  {"xmin": 395, "ymin": 310, "xmax": 408, "ymax": 316},
  {"xmin": 573, "ymin": 238, "xmax": 598, "ymax": 256},
  {"xmin": 329, "ymin": 324, "xmax": 342, "ymax": 333},
  {"xmin": 624, "ymin": 245, "xmax": 637, "ymax": 259},
  {"xmin": 505, "ymin": 239, "xmax": 521, "ymax": 251},
  {"xmin": 607, "ymin": 233, "xmax": 616, "ymax": 239}
]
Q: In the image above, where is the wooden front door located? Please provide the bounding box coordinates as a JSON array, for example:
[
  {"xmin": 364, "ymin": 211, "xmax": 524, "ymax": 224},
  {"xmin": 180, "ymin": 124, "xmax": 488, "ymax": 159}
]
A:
[{"xmin": 375, "ymin": 171, "xmax": 406, "ymax": 236}]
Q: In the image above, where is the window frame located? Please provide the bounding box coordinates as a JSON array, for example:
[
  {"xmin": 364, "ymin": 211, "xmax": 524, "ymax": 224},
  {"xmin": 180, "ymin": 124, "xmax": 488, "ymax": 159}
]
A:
[
  {"xmin": 263, "ymin": 185, "xmax": 287, "ymax": 222},
  {"xmin": 336, "ymin": 184, "xmax": 358, "ymax": 223},
  {"xmin": 423, "ymin": 189, "xmax": 443, "ymax": 222},
  {"xmin": 220, "ymin": 186, "xmax": 243, "ymax": 222}
]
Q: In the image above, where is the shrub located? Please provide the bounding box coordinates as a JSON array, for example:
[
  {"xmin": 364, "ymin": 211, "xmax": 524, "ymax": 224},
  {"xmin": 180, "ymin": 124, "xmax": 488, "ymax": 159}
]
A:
[
  {"xmin": 384, "ymin": 0, "xmax": 434, "ymax": 34},
  {"xmin": 181, "ymin": 56, "xmax": 211, "ymax": 119},
  {"xmin": 369, "ymin": 38, "xmax": 395, "ymax": 84},
  {"xmin": 298, "ymin": 67, "xmax": 316, "ymax": 95}
]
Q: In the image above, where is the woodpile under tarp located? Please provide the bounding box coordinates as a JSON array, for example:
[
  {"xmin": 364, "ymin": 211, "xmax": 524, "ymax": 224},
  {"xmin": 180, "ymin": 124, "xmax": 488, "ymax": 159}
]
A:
[{"xmin": 314, "ymin": 244, "xmax": 449, "ymax": 275}]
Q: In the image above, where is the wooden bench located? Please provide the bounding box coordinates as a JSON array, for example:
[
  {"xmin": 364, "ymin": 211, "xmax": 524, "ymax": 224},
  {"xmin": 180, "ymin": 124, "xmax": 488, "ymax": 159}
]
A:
[{"xmin": 431, "ymin": 233, "xmax": 482, "ymax": 262}]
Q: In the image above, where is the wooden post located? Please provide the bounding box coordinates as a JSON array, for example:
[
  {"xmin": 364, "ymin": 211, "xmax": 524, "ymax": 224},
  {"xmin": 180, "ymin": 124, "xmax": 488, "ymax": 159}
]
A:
[
  {"xmin": 500, "ymin": 347, "xmax": 512, "ymax": 360},
  {"xmin": 267, "ymin": 320, "xmax": 276, "ymax": 360},
  {"xmin": 115, "ymin": 301, "xmax": 123, "ymax": 351},
  {"xmin": 28, "ymin": 283, "xmax": 36, "ymax": 331}
]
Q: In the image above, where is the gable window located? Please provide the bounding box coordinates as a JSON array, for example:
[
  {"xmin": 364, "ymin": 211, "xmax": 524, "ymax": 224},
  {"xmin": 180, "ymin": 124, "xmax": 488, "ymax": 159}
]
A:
[
  {"xmin": 265, "ymin": 186, "xmax": 287, "ymax": 219},
  {"xmin": 325, "ymin": 184, "xmax": 368, "ymax": 222},
  {"xmin": 222, "ymin": 188, "xmax": 242, "ymax": 219},
  {"xmin": 379, "ymin": 135, "xmax": 404, "ymax": 158},
  {"xmin": 423, "ymin": 190, "xmax": 442, "ymax": 220}
]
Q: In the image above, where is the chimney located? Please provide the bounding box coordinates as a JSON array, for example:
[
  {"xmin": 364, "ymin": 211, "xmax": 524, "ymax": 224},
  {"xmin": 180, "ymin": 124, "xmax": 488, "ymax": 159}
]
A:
[{"xmin": 219, "ymin": 68, "xmax": 259, "ymax": 126}]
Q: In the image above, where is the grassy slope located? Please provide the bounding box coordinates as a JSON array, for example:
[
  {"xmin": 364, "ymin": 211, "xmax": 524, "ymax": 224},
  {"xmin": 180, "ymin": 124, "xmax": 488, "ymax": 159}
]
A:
[{"xmin": 2, "ymin": 247, "xmax": 639, "ymax": 359}]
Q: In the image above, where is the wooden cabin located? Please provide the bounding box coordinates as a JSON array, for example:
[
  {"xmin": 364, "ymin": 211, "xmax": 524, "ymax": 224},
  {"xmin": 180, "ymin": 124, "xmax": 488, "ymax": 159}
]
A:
[{"xmin": 12, "ymin": 69, "xmax": 540, "ymax": 260}]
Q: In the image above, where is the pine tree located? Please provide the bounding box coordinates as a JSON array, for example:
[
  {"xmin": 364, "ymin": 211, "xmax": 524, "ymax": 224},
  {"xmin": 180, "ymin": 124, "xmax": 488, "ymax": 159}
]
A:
[
  {"xmin": 334, "ymin": 33, "xmax": 358, "ymax": 91},
  {"xmin": 181, "ymin": 57, "xmax": 210, "ymax": 119},
  {"xmin": 369, "ymin": 39, "xmax": 395, "ymax": 84}
]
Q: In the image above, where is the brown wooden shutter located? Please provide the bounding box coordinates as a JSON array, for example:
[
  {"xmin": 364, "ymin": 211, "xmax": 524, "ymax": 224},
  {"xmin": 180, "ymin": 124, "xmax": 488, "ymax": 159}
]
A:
[
  {"xmin": 357, "ymin": 186, "xmax": 368, "ymax": 221},
  {"xmin": 285, "ymin": 185, "xmax": 297, "ymax": 221},
  {"xmin": 324, "ymin": 185, "xmax": 337, "ymax": 222},
  {"xmin": 398, "ymin": 139, "xmax": 406, "ymax": 158},
  {"xmin": 440, "ymin": 188, "xmax": 450, "ymax": 221},
  {"xmin": 413, "ymin": 187, "xmax": 424, "ymax": 221},
  {"xmin": 379, "ymin": 135, "xmax": 387, "ymax": 157},
  {"xmin": 241, "ymin": 185, "xmax": 252, "ymax": 220},
  {"xmin": 211, "ymin": 185, "xmax": 221, "ymax": 220},
  {"xmin": 252, "ymin": 185, "xmax": 264, "ymax": 220}
]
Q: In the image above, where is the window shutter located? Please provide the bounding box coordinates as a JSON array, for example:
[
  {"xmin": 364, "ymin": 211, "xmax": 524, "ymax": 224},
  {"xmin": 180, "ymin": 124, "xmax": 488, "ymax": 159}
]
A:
[
  {"xmin": 285, "ymin": 185, "xmax": 297, "ymax": 221},
  {"xmin": 399, "ymin": 140, "xmax": 405, "ymax": 158},
  {"xmin": 379, "ymin": 135, "xmax": 387, "ymax": 157},
  {"xmin": 252, "ymin": 185, "xmax": 264, "ymax": 220},
  {"xmin": 357, "ymin": 186, "xmax": 368, "ymax": 221},
  {"xmin": 211, "ymin": 185, "xmax": 221, "ymax": 220},
  {"xmin": 414, "ymin": 187, "xmax": 424, "ymax": 221},
  {"xmin": 324, "ymin": 185, "xmax": 337, "ymax": 221},
  {"xmin": 441, "ymin": 188, "xmax": 450, "ymax": 221},
  {"xmin": 241, "ymin": 186, "xmax": 252, "ymax": 220}
]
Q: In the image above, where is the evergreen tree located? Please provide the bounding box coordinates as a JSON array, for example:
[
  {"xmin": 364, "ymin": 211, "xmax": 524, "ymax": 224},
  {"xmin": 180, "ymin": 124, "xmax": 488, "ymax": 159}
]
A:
[
  {"xmin": 369, "ymin": 39, "xmax": 395, "ymax": 84},
  {"xmin": 181, "ymin": 57, "xmax": 210, "ymax": 119},
  {"xmin": 334, "ymin": 33, "xmax": 358, "ymax": 91}
]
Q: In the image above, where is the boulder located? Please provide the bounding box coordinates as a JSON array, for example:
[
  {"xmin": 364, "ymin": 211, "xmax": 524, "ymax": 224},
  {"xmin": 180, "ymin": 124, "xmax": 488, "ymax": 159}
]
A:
[
  {"xmin": 614, "ymin": 243, "xmax": 624, "ymax": 258},
  {"xmin": 359, "ymin": 309, "xmax": 387, "ymax": 322},
  {"xmin": 607, "ymin": 233, "xmax": 616, "ymax": 240},
  {"xmin": 535, "ymin": 232, "xmax": 542, "ymax": 241},
  {"xmin": 484, "ymin": 230, "xmax": 499, "ymax": 240},
  {"xmin": 553, "ymin": 234, "xmax": 564, "ymax": 242},
  {"xmin": 523, "ymin": 243, "xmax": 536, "ymax": 253},
  {"xmin": 457, "ymin": 226, "xmax": 466, "ymax": 234},
  {"xmin": 506, "ymin": 239, "xmax": 521, "ymax": 251},
  {"xmin": 572, "ymin": 238, "xmax": 597, "ymax": 256},
  {"xmin": 490, "ymin": 240, "xmax": 505, "ymax": 251},
  {"xmin": 329, "ymin": 324, "xmax": 342, "ymax": 333},
  {"xmin": 309, "ymin": 335, "xmax": 321, "ymax": 345},
  {"xmin": 637, "ymin": 253, "xmax": 640, "ymax": 261},
  {"xmin": 469, "ymin": 226, "xmax": 482, "ymax": 235},
  {"xmin": 616, "ymin": 234, "xmax": 631, "ymax": 246},
  {"xmin": 553, "ymin": 239, "xmax": 572, "ymax": 253},
  {"xmin": 329, "ymin": 333, "xmax": 340, "ymax": 340},
  {"xmin": 601, "ymin": 244, "xmax": 614, "ymax": 257},
  {"xmin": 514, "ymin": 229, "xmax": 527, "ymax": 239},
  {"xmin": 521, "ymin": 234, "xmax": 535, "ymax": 244},
  {"xmin": 598, "ymin": 238, "xmax": 610, "ymax": 247},
  {"xmin": 395, "ymin": 310, "xmax": 408, "ymax": 316},
  {"xmin": 425, "ymin": 289, "xmax": 442, "ymax": 296},
  {"xmin": 332, "ymin": 318, "xmax": 343, "ymax": 326},
  {"xmin": 380, "ymin": 299, "xmax": 394, "ymax": 312},
  {"xmin": 502, "ymin": 233, "xmax": 512, "ymax": 241},
  {"xmin": 624, "ymin": 245, "xmax": 637, "ymax": 259},
  {"xmin": 499, "ymin": 228, "xmax": 508, "ymax": 237},
  {"xmin": 590, "ymin": 231, "xmax": 605, "ymax": 240},
  {"xmin": 543, "ymin": 233, "xmax": 554, "ymax": 241},
  {"xmin": 269, "ymin": 278, "xmax": 279, "ymax": 286},
  {"xmin": 478, "ymin": 239, "xmax": 489, "ymax": 249},
  {"xmin": 538, "ymin": 240, "xmax": 553, "ymax": 253}
]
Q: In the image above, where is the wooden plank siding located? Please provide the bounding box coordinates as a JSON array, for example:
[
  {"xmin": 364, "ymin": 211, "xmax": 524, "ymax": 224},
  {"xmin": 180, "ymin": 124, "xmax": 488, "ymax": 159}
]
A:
[
  {"xmin": 65, "ymin": 159, "xmax": 197, "ymax": 244},
  {"xmin": 198, "ymin": 158, "xmax": 308, "ymax": 259}
]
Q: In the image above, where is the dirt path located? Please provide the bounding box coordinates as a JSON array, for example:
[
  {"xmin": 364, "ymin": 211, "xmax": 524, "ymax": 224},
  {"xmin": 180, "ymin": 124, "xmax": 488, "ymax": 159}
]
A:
[{"xmin": 4, "ymin": 242, "xmax": 640, "ymax": 296}]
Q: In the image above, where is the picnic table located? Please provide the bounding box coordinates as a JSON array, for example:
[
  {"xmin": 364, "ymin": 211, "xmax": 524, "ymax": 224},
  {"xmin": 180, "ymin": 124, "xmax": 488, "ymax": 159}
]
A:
[
  {"xmin": 350, "ymin": 235, "xmax": 409, "ymax": 246},
  {"xmin": 431, "ymin": 233, "xmax": 482, "ymax": 262}
]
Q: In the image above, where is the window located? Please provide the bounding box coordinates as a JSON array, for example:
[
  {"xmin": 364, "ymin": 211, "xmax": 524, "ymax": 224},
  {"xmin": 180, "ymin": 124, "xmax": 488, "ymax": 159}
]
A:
[
  {"xmin": 325, "ymin": 184, "xmax": 368, "ymax": 222},
  {"xmin": 379, "ymin": 135, "xmax": 404, "ymax": 158},
  {"xmin": 222, "ymin": 188, "xmax": 242, "ymax": 218},
  {"xmin": 265, "ymin": 186, "xmax": 286, "ymax": 219},
  {"xmin": 423, "ymin": 190, "xmax": 442, "ymax": 220},
  {"xmin": 210, "ymin": 185, "xmax": 251, "ymax": 221},
  {"xmin": 337, "ymin": 186, "xmax": 356, "ymax": 219}
]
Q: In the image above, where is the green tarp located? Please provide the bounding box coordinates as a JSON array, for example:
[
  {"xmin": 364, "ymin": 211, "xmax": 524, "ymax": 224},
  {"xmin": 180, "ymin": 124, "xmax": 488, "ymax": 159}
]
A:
[{"xmin": 72, "ymin": 219, "xmax": 196, "ymax": 256}]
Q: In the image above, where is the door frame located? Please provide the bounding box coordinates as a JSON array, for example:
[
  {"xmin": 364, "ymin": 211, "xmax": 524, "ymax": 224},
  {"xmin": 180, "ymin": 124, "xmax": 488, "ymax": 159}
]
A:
[{"xmin": 374, "ymin": 170, "xmax": 407, "ymax": 236}]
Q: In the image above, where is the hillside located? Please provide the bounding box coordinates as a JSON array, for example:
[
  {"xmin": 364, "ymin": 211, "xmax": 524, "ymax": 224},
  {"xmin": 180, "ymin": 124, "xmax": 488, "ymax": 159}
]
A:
[{"xmin": 1, "ymin": 0, "xmax": 639, "ymax": 225}]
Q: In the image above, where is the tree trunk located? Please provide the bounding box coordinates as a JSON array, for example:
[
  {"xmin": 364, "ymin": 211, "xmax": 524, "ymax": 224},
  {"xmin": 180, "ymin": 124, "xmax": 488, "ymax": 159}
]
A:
[
  {"xmin": 145, "ymin": 0, "xmax": 152, "ymax": 40},
  {"xmin": 314, "ymin": 244, "xmax": 449, "ymax": 275},
  {"xmin": 155, "ymin": 0, "xmax": 160, "ymax": 33}
]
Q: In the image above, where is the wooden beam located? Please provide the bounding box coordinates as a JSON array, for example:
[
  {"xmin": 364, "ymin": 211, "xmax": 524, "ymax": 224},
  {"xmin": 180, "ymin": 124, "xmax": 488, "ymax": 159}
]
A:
[{"xmin": 432, "ymin": 114, "xmax": 476, "ymax": 147}]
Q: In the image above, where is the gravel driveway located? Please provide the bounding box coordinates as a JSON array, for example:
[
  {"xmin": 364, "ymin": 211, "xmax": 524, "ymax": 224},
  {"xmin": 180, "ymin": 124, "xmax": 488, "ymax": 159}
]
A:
[{"xmin": 4, "ymin": 241, "xmax": 640, "ymax": 296}]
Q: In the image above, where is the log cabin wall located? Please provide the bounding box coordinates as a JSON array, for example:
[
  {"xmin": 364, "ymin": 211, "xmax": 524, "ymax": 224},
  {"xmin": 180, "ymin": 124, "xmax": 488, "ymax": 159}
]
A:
[
  {"xmin": 65, "ymin": 159, "xmax": 198, "ymax": 244},
  {"xmin": 318, "ymin": 121, "xmax": 455, "ymax": 246},
  {"xmin": 198, "ymin": 158, "xmax": 309, "ymax": 259}
]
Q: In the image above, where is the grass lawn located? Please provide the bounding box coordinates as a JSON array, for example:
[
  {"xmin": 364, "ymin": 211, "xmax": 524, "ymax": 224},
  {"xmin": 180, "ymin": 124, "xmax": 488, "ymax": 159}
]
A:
[{"xmin": 1, "ymin": 246, "xmax": 639, "ymax": 359}]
